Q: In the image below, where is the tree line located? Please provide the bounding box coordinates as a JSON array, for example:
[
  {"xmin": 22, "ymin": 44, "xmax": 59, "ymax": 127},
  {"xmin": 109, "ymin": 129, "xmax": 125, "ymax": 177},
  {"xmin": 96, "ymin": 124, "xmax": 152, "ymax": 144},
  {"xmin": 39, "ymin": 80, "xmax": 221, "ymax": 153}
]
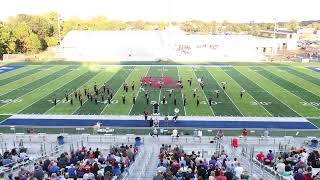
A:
[{"xmin": 1, "ymin": 12, "xmax": 320, "ymax": 58}]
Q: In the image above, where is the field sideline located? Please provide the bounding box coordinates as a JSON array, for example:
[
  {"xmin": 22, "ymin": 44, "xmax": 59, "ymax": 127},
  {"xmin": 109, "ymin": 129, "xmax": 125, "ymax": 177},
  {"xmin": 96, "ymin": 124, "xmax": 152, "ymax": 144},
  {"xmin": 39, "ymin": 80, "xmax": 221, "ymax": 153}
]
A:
[{"xmin": 0, "ymin": 64, "xmax": 319, "ymax": 120}]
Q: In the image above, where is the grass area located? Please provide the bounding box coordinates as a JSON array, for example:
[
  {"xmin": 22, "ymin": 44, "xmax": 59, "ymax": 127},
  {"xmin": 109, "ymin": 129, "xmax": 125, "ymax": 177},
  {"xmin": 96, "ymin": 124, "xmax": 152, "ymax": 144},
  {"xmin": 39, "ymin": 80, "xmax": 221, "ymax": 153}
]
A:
[
  {"xmin": 0, "ymin": 63, "xmax": 320, "ymax": 132},
  {"xmin": 0, "ymin": 64, "xmax": 319, "ymax": 117}
]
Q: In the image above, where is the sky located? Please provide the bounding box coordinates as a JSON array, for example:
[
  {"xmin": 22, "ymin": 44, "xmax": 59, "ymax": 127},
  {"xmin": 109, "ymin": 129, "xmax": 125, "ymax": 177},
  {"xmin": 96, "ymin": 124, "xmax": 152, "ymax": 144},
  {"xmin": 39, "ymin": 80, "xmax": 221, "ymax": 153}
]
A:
[{"xmin": 0, "ymin": 0, "xmax": 319, "ymax": 23}]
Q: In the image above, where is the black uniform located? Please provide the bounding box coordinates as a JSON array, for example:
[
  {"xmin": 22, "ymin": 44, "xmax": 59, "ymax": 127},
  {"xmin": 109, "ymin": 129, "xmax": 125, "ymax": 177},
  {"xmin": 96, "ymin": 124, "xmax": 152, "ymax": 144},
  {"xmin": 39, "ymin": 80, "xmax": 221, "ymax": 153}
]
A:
[
  {"xmin": 193, "ymin": 91, "xmax": 196, "ymax": 98},
  {"xmin": 216, "ymin": 92, "xmax": 219, "ymax": 98},
  {"xmin": 125, "ymin": 86, "xmax": 128, "ymax": 93},
  {"xmin": 146, "ymin": 97, "xmax": 149, "ymax": 105},
  {"xmin": 103, "ymin": 85, "xmax": 106, "ymax": 93},
  {"xmin": 101, "ymin": 94, "xmax": 104, "ymax": 102},
  {"xmin": 53, "ymin": 98, "xmax": 57, "ymax": 105},
  {"xmin": 94, "ymin": 96, "xmax": 98, "ymax": 105},
  {"xmin": 110, "ymin": 92, "xmax": 113, "ymax": 99},
  {"xmin": 70, "ymin": 98, "xmax": 73, "ymax": 105},
  {"xmin": 131, "ymin": 84, "xmax": 135, "ymax": 91},
  {"xmin": 162, "ymin": 96, "xmax": 166, "ymax": 105},
  {"xmin": 107, "ymin": 96, "xmax": 111, "ymax": 104},
  {"xmin": 122, "ymin": 95, "xmax": 126, "ymax": 104},
  {"xmin": 80, "ymin": 98, "xmax": 83, "ymax": 106},
  {"xmin": 133, "ymin": 96, "xmax": 136, "ymax": 104},
  {"xmin": 197, "ymin": 98, "xmax": 200, "ymax": 106},
  {"xmin": 84, "ymin": 88, "xmax": 87, "ymax": 95},
  {"xmin": 183, "ymin": 97, "xmax": 186, "ymax": 106},
  {"xmin": 65, "ymin": 93, "xmax": 68, "ymax": 101},
  {"xmin": 240, "ymin": 92, "xmax": 243, "ymax": 98},
  {"xmin": 107, "ymin": 88, "xmax": 110, "ymax": 95},
  {"xmin": 209, "ymin": 97, "xmax": 212, "ymax": 106},
  {"xmin": 174, "ymin": 98, "xmax": 177, "ymax": 106}
]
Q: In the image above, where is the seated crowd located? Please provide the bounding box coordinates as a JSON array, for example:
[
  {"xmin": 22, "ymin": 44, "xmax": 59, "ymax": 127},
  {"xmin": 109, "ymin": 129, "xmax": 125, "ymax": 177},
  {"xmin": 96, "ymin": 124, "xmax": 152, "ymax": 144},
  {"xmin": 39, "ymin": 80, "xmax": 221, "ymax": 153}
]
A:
[
  {"xmin": 255, "ymin": 147, "xmax": 320, "ymax": 179},
  {"xmin": 0, "ymin": 148, "xmax": 29, "ymax": 167},
  {"xmin": 1, "ymin": 144, "xmax": 138, "ymax": 180},
  {"xmin": 154, "ymin": 144, "xmax": 252, "ymax": 180}
]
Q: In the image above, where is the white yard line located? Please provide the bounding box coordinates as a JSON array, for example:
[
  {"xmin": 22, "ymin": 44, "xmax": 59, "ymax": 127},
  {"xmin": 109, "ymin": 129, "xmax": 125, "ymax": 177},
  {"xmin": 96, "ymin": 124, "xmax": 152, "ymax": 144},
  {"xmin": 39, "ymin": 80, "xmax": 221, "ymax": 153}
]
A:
[
  {"xmin": 69, "ymin": 69, "xmax": 119, "ymax": 115},
  {"xmin": 207, "ymin": 69, "xmax": 244, "ymax": 116},
  {"xmin": 128, "ymin": 66, "xmax": 151, "ymax": 115},
  {"xmin": 237, "ymin": 68, "xmax": 304, "ymax": 117},
  {"xmin": 191, "ymin": 67, "xmax": 215, "ymax": 116},
  {"xmin": 217, "ymin": 67, "xmax": 273, "ymax": 117},
  {"xmin": 100, "ymin": 67, "xmax": 137, "ymax": 115},
  {"xmin": 259, "ymin": 67, "xmax": 320, "ymax": 111},
  {"xmin": 44, "ymin": 72, "xmax": 104, "ymax": 114},
  {"xmin": 177, "ymin": 67, "xmax": 187, "ymax": 116},
  {"xmin": 16, "ymin": 70, "xmax": 86, "ymax": 114},
  {"xmin": 157, "ymin": 66, "xmax": 164, "ymax": 114},
  {"xmin": 0, "ymin": 67, "xmax": 69, "ymax": 110},
  {"xmin": 262, "ymin": 66, "xmax": 320, "ymax": 101}
]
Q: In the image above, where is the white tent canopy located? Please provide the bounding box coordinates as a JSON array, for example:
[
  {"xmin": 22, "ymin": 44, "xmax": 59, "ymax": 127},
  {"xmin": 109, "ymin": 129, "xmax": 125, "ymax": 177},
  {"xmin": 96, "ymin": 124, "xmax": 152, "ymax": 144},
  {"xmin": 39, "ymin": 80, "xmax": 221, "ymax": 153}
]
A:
[{"xmin": 59, "ymin": 29, "xmax": 267, "ymax": 62}]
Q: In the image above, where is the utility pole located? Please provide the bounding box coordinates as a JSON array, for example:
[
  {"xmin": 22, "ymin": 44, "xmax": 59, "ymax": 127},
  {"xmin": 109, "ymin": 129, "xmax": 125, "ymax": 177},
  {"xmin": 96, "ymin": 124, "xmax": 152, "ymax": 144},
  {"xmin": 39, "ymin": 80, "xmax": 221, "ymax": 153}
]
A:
[{"xmin": 57, "ymin": 13, "xmax": 62, "ymax": 46}]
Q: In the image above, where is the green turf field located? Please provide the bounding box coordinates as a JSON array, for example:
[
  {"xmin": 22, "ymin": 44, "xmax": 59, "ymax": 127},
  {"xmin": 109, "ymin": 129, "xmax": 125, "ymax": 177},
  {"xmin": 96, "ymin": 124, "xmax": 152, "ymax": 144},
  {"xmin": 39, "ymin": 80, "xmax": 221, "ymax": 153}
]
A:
[{"xmin": 0, "ymin": 64, "xmax": 320, "ymax": 118}]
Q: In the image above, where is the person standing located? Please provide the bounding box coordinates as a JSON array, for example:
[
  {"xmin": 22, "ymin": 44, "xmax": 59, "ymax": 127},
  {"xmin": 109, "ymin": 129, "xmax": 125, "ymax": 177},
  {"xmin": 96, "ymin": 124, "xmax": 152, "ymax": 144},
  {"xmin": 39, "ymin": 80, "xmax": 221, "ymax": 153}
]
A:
[
  {"xmin": 53, "ymin": 96, "xmax": 57, "ymax": 105},
  {"xmin": 162, "ymin": 96, "xmax": 166, "ymax": 105},
  {"xmin": 209, "ymin": 97, "xmax": 212, "ymax": 106},
  {"xmin": 65, "ymin": 90, "xmax": 69, "ymax": 102},
  {"xmin": 94, "ymin": 95, "xmax": 98, "ymax": 105},
  {"xmin": 144, "ymin": 110, "xmax": 148, "ymax": 121},
  {"xmin": 196, "ymin": 97, "xmax": 200, "ymax": 107},
  {"xmin": 193, "ymin": 89, "xmax": 196, "ymax": 98},
  {"xmin": 70, "ymin": 97, "xmax": 73, "ymax": 105},
  {"xmin": 240, "ymin": 89, "xmax": 245, "ymax": 99},
  {"xmin": 183, "ymin": 95, "xmax": 186, "ymax": 106},
  {"xmin": 80, "ymin": 97, "xmax": 83, "ymax": 106},
  {"xmin": 132, "ymin": 95, "xmax": 136, "ymax": 105},
  {"xmin": 173, "ymin": 96, "xmax": 177, "ymax": 106},
  {"xmin": 164, "ymin": 116, "xmax": 169, "ymax": 127},
  {"xmin": 107, "ymin": 95, "xmax": 111, "ymax": 104},
  {"xmin": 146, "ymin": 96, "xmax": 149, "ymax": 105},
  {"xmin": 122, "ymin": 94, "xmax": 126, "ymax": 104},
  {"xmin": 131, "ymin": 81, "xmax": 135, "ymax": 91}
]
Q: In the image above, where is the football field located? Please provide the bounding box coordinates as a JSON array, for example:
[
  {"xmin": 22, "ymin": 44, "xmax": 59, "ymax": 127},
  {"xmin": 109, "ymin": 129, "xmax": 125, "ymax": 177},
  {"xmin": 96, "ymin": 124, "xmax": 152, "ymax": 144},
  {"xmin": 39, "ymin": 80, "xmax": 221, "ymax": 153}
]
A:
[{"xmin": 0, "ymin": 64, "xmax": 319, "ymax": 119}]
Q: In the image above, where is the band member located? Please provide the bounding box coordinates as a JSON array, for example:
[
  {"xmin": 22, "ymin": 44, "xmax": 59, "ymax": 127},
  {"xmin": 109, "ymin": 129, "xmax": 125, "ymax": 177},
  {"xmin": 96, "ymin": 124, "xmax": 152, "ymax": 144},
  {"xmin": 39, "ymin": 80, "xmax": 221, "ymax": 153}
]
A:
[
  {"xmin": 144, "ymin": 109, "xmax": 148, "ymax": 121},
  {"xmin": 200, "ymin": 81, "xmax": 204, "ymax": 89},
  {"xmin": 146, "ymin": 96, "xmax": 149, "ymax": 105},
  {"xmin": 84, "ymin": 85, "xmax": 88, "ymax": 95},
  {"xmin": 53, "ymin": 96, "xmax": 57, "ymax": 105},
  {"xmin": 169, "ymin": 90, "xmax": 172, "ymax": 98},
  {"xmin": 209, "ymin": 97, "xmax": 212, "ymax": 106},
  {"xmin": 240, "ymin": 89, "xmax": 245, "ymax": 99},
  {"xmin": 133, "ymin": 96, "xmax": 136, "ymax": 104},
  {"xmin": 123, "ymin": 82, "xmax": 126, "ymax": 91},
  {"xmin": 107, "ymin": 87, "xmax": 110, "ymax": 95},
  {"xmin": 162, "ymin": 96, "xmax": 166, "ymax": 105},
  {"xmin": 94, "ymin": 95, "xmax": 98, "ymax": 105},
  {"xmin": 103, "ymin": 83, "xmax": 106, "ymax": 93},
  {"xmin": 188, "ymin": 78, "xmax": 192, "ymax": 86},
  {"xmin": 149, "ymin": 81, "xmax": 152, "ymax": 86},
  {"xmin": 110, "ymin": 92, "xmax": 113, "ymax": 99},
  {"xmin": 107, "ymin": 95, "xmax": 111, "ymax": 104},
  {"xmin": 173, "ymin": 96, "xmax": 177, "ymax": 106},
  {"xmin": 144, "ymin": 81, "xmax": 147, "ymax": 86},
  {"xmin": 196, "ymin": 97, "xmax": 200, "ymax": 107},
  {"xmin": 65, "ymin": 90, "xmax": 68, "ymax": 102},
  {"xmin": 90, "ymin": 93, "xmax": 93, "ymax": 102},
  {"xmin": 70, "ymin": 97, "xmax": 73, "ymax": 105},
  {"xmin": 131, "ymin": 81, "xmax": 135, "ymax": 91},
  {"xmin": 183, "ymin": 95, "xmax": 186, "ymax": 106},
  {"xmin": 222, "ymin": 82, "xmax": 226, "ymax": 90},
  {"xmin": 125, "ymin": 85, "xmax": 128, "ymax": 93},
  {"xmin": 173, "ymin": 113, "xmax": 178, "ymax": 123},
  {"xmin": 122, "ymin": 94, "xmax": 126, "ymax": 104},
  {"xmin": 140, "ymin": 80, "xmax": 143, "ymax": 86},
  {"xmin": 101, "ymin": 94, "xmax": 104, "ymax": 102},
  {"xmin": 78, "ymin": 90, "xmax": 81, "ymax": 101},
  {"xmin": 87, "ymin": 91, "xmax": 90, "ymax": 99},
  {"xmin": 144, "ymin": 91, "xmax": 148, "ymax": 98},
  {"xmin": 74, "ymin": 91, "xmax": 77, "ymax": 98},
  {"xmin": 80, "ymin": 97, "xmax": 83, "ymax": 106},
  {"xmin": 216, "ymin": 90, "xmax": 220, "ymax": 98},
  {"xmin": 193, "ymin": 89, "xmax": 196, "ymax": 98},
  {"xmin": 94, "ymin": 82, "xmax": 97, "ymax": 92}
]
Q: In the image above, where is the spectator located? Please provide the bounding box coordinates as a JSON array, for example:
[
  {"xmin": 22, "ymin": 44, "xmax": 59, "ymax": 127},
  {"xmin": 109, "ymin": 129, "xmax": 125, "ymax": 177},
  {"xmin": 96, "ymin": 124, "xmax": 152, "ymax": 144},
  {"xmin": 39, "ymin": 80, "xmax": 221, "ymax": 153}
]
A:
[
  {"xmin": 67, "ymin": 164, "xmax": 77, "ymax": 178},
  {"xmin": 294, "ymin": 168, "xmax": 305, "ymax": 180},
  {"xmin": 234, "ymin": 163, "xmax": 244, "ymax": 178},
  {"xmin": 256, "ymin": 152, "xmax": 264, "ymax": 162},
  {"xmin": 216, "ymin": 171, "xmax": 227, "ymax": 180},
  {"xmin": 276, "ymin": 159, "xmax": 285, "ymax": 173},
  {"xmin": 33, "ymin": 165, "xmax": 44, "ymax": 180},
  {"xmin": 153, "ymin": 171, "xmax": 164, "ymax": 180}
]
